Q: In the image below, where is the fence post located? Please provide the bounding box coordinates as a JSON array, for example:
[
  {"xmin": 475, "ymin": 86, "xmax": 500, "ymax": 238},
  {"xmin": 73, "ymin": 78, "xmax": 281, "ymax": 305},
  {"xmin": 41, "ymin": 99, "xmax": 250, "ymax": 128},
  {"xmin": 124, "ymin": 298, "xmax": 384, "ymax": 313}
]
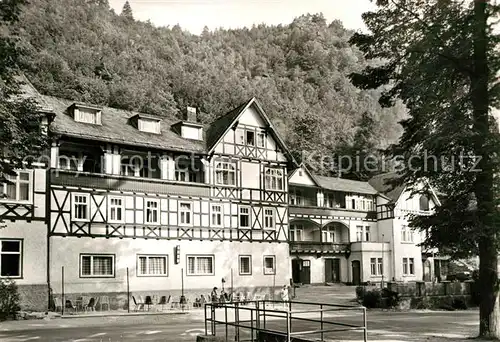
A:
[
  {"xmin": 286, "ymin": 310, "xmax": 291, "ymax": 342},
  {"xmin": 235, "ymin": 302, "xmax": 240, "ymax": 341},
  {"xmin": 204, "ymin": 304, "xmax": 208, "ymax": 335},
  {"xmin": 320, "ymin": 304, "xmax": 324, "ymax": 341},
  {"xmin": 225, "ymin": 305, "xmax": 228, "ymax": 341},
  {"xmin": 363, "ymin": 307, "xmax": 368, "ymax": 342},
  {"xmin": 256, "ymin": 300, "xmax": 260, "ymax": 330},
  {"xmin": 127, "ymin": 267, "xmax": 130, "ymax": 313},
  {"xmin": 61, "ymin": 266, "xmax": 64, "ymax": 316}
]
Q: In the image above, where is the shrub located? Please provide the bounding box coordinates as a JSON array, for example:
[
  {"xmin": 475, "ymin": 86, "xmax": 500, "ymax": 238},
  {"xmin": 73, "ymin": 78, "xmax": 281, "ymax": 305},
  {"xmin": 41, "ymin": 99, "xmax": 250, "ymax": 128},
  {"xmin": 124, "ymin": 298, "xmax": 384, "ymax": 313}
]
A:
[
  {"xmin": 355, "ymin": 286, "xmax": 366, "ymax": 300},
  {"xmin": 0, "ymin": 279, "xmax": 20, "ymax": 321},
  {"xmin": 382, "ymin": 288, "xmax": 400, "ymax": 308},
  {"xmin": 362, "ymin": 288, "xmax": 382, "ymax": 308},
  {"xmin": 452, "ymin": 297, "xmax": 468, "ymax": 310}
]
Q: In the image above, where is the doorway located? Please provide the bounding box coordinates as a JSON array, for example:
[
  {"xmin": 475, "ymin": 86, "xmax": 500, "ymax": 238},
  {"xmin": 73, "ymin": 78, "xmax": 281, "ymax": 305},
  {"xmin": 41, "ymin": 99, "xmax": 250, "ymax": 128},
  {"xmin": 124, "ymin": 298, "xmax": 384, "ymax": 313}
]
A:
[
  {"xmin": 352, "ymin": 260, "xmax": 361, "ymax": 285},
  {"xmin": 291, "ymin": 259, "xmax": 311, "ymax": 284},
  {"xmin": 325, "ymin": 259, "xmax": 341, "ymax": 283}
]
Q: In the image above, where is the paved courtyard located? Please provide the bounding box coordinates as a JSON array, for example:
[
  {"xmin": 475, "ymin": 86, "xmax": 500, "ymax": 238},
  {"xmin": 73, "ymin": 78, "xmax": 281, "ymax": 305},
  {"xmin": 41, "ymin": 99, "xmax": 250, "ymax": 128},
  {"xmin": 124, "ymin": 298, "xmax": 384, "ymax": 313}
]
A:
[
  {"xmin": 0, "ymin": 308, "xmax": 482, "ymax": 341},
  {"xmin": 0, "ymin": 285, "xmax": 484, "ymax": 341}
]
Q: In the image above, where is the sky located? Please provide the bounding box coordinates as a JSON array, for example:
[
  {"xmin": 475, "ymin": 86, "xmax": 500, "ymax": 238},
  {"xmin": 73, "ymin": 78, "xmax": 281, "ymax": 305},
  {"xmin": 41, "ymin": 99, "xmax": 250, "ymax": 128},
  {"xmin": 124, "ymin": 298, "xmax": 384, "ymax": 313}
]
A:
[{"xmin": 109, "ymin": 0, "xmax": 376, "ymax": 34}]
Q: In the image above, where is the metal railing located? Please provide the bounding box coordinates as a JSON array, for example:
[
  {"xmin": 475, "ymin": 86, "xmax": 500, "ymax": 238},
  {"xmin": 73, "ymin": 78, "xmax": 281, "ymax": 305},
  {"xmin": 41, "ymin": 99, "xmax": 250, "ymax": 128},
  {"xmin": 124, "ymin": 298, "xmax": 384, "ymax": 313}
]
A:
[{"xmin": 204, "ymin": 300, "xmax": 368, "ymax": 342}]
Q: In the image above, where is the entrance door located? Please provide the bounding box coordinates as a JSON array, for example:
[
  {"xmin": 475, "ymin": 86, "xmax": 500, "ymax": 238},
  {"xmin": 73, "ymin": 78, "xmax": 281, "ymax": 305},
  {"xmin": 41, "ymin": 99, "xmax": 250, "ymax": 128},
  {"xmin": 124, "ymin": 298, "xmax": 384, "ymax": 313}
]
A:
[
  {"xmin": 292, "ymin": 259, "xmax": 301, "ymax": 284},
  {"xmin": 352, "ymin": 260, "xmax": 361, "ymax": 285},
  {"xmin": 301, "ymin": 260, "xmax": 311, "ymax": 284},
  {"xmin": 325, "ymin": 259, "xmax": 341, "ymax": 283}
]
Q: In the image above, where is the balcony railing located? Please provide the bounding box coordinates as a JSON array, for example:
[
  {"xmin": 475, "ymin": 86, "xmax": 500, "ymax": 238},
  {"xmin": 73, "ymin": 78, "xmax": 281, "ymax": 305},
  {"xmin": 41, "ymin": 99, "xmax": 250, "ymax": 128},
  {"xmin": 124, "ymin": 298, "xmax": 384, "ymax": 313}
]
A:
[
  {"xmin": 289, "ymin": 241, "xmax": 349, "ymax": 254},
  {"xmin": 376, "ymin": 204, "xmax": 433, "ymax": 220},
  {"xmin": 50, "ymin": 169, "xmax": 211, "ymax": 197},
  {"xmin": 289, "ymin": 205, "xmax": 376, "ymax": 220}
]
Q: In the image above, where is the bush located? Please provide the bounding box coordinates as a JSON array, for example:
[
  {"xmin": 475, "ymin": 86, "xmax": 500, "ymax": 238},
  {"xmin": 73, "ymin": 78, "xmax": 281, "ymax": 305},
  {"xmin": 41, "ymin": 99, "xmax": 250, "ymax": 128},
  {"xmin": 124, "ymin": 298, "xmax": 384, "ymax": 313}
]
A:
[
  {"xmin": 355, "ymin": 286, "xmax": 366, "ymax": 300},
  {"xmin": 382, "ymin": 288, "xmax": 400, "ymax": 308},
  {"xmin": 362, "ymin": 288, "xmax": 382, "ymax": 308},
  {"xmin": 0, "ymin": 279, "xmax": 20, "ymax": 320},
  {"xmin": 452, "ymin": 297, "xmax": 468, "ymax": 310}
]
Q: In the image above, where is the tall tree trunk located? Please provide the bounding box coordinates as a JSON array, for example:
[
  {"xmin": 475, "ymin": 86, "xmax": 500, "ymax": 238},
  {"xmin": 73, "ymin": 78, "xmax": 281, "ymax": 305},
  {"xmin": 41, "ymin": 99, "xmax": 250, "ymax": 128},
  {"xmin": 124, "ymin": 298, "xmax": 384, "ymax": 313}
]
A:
[{"xmin": 471, "ymin": 0, "xmax": 499, "ymax": 338}]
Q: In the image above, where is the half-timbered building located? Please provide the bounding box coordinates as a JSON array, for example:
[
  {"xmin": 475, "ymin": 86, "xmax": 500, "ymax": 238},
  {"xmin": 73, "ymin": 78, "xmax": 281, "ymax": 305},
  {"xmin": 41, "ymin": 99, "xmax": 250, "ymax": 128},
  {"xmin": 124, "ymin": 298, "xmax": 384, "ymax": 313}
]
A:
[{"xmin": 1, "ymin": 79, "xmax": 446, "ymax": 311}]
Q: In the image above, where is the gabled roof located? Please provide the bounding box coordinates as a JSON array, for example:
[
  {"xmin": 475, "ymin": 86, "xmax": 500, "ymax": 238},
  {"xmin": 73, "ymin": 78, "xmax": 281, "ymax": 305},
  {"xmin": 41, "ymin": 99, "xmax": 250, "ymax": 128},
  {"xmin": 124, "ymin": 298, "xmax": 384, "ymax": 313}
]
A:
[
  {"xmin": 44, "ymin": 95, "xmax": 206, "ymax": 153},
  {"xmin": 288, "ymin": 164, "xmax": 321, "ymax": 187},
  {"xmin": 206, "ymin": 99, "xmax": 251, "ymax": 150},
  {"xmin": 368, "ymin": 172, "xmax": 405, "ymax": 202},
  {"xmin": 206, "ymin": 97, "xmax": 298, "ymax": 166},
  {"xmin": 313, "ymin": 174, "xmax": 379, "ymax": 195}
]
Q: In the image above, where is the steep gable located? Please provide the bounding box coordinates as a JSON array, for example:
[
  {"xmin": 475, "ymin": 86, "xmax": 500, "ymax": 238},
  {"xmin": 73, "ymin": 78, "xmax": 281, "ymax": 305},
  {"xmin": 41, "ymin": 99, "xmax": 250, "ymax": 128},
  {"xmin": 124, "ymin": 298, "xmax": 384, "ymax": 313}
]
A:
[{"xmin": 288, "ymin": 165, "xmax": 319, "ymax": 187}]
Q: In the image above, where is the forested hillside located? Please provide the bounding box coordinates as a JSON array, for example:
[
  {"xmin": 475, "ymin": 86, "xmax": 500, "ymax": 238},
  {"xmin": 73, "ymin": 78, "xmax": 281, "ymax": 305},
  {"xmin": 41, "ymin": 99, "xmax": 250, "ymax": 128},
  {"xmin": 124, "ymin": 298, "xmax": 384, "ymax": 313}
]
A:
[{"xmin": 14, "ymin": 0, "xmax": 406, "ymax": 178}]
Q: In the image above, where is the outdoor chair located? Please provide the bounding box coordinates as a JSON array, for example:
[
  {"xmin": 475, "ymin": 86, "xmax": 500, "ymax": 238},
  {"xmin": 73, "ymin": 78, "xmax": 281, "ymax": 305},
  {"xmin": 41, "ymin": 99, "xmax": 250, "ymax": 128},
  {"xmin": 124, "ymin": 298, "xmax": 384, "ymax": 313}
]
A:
[
  {"xmin": 85, "ymin": 297, "xmax": 96, "ymax": 312},
  {"xmin": 132, "ymin": 296, "xmax": 145, "ymax": 312},
  {"xmin": 53, "ymin": 297, "xmax": 63, "ymax": 312},
  {"xmin": 65, "ymin": 299, "xmax": 76, "ymax": 313},
  {"xmin": 157, "ymin": 295, "xmax": 169, "ymax": 311},
  {"xmin": 78, "ymin": 296, "xmax": 90, "ymax": 311},
  {"xmin": 145, "ymin": 296, "xmax": 153, "ymax": 311},
  {"xmin": 170, "ymin": 296, "xmax": 180, "ymax": 309},
  {"xmin": 98, "ymin": 296, "xmax": 110, "ymax": 311}
]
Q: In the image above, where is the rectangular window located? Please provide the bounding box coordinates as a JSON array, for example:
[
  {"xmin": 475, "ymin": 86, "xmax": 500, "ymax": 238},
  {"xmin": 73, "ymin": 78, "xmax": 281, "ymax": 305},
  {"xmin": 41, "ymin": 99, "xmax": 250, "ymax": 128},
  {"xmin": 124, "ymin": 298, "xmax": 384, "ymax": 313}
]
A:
[
  {"xmin": 175, "ymin": 170, "xmax": 197, "ymax": 182},
  {"xmin": 352, "ymin": 199, "xmax": 356, "ymax": 209},
  {"xmin": 80, "ymin": 254, "xmax": 114, "ymax": 277},
  {"xmin": 356, "ymin": 226, "xmax": 363, "ymax": 242},
  {"xmin": 263, "ymin": 255, "xmax": 276, "ymax": 275},
  {"xmin": 370, "ymin": 258, "xmax": 383, "ymax": 276},
  {"xmin": 322, "ymin": 230, "xmax": 335, "ymax": 243},
  {"xmin": 401, "ymin": 226, "xmax": 414, "ymax": 242},
  {"xmin": 211, "ymin": 204, "xmax": 223, "ymax": 227},
  {"xmin": 264, "ymin": 208, "xmax": 274, "ymax": 229},
  {"xmin": 137, "ymin": 255, "xmax": 167, "ymax": 276},
  {"xmin": 257, "ymin": 132, "xmax": 265, "ymax": 148},
  {"xmin": 377, "ymin": 258, "xmax": 383, "ymax": 276},
  {"xmin": 236, "ymin": 129, "xmax": 245, "ymax": 145},
  {"xmin": 246, "ymin": 130, "xmax": 255, "ymax": 146},
  {"xmin": 403, "ymin": 257, "xmax": 415, "ymax": 275},
  {"xmin": 75, "ymin": 108, "xmax": 100, "ymax": 124},
  {"xmin": 265, "ymin": 168, "xmax": 284, "ymax": 191},
  {"xmin": 289, "ymin": 224, "xmax": 303, "ymax": 242},
  {"xmin": 370, "ymin": 258, "xmax": 376, "ymax": 276},
  {"xmin": 215, "ymin": 161, "xmax": 236, "ymax": 186},
  {"xmin": 365, "ymin": 227, "xmax": 371, "ymax": 242},
  {"xmin": 145, "ymin": 199, "xmax": 159, "ymax": 224},
  {"xmin": 187, "ymin": 255, "xmax": 214, "ymax": 276},
  {"xmin": 0, "ymin": 240, "xmax": 22, "ymax": 278},
  {"xmin": 290, "ymin": 189, "xmax": 303, "ymax": 206},
  {"xmin": 179, "ymin": 202, "xmax": 192, "ymax": 226},
  {"xmin": 72, "ymin": 193, "xmax": 90, "ymax": 221},
  {"xmin": 1, "ymin": 171, "xmax": 32, "ymax": 203},
  {"xmin": 239, "ymin": 206, "xmax": 250, "ymax": 228},
  {"xmin": 108, "ymin": 196, "xmax": 124, "ymax": 223},
  {"xmin": 239, "ymin": 255, "xmax": 252, "ymax": 275}
]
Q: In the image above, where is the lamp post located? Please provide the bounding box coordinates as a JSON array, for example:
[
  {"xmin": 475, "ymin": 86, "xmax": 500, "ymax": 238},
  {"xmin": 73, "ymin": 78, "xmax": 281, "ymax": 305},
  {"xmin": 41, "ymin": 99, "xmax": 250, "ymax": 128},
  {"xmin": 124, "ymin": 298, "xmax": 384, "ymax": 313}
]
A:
[{"xmin": 381, "ymin": 234, "xmax": 385, "ymax": 289}]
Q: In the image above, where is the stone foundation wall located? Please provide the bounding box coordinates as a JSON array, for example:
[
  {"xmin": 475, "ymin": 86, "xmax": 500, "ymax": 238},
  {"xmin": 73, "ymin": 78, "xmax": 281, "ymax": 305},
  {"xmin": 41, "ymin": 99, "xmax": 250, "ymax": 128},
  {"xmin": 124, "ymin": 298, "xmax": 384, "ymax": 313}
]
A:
[{"xmin": 18, "ymin": 284, "xmax": 49, "ymax": 312}]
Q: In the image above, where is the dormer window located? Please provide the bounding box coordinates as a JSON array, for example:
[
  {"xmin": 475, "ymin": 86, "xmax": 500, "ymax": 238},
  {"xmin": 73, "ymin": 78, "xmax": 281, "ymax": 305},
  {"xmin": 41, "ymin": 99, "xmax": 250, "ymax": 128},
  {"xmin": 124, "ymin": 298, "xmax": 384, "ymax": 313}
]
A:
[
  {"xmin": 71, "ymin": 103, "xmax": 102, "ymax": 125},
  {"xmin": 129, "ymin": 114, "xmax": 161, "ymax": 134},
  {"xmin": 139, "ymin": 118, "xmax": 161, "ymax": 134}
]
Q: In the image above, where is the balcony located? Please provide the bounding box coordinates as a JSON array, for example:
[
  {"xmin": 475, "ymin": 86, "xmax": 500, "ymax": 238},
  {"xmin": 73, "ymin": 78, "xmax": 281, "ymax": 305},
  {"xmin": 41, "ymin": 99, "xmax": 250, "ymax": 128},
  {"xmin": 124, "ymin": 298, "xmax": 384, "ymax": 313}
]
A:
[
  {"xmin": 289, "ymin": 205, "xmax": 376, "ymax": 220},
  {"xmin": 376, "ymin": 204, "xmax": 433, "ymax": 220},
  {"xmin": 50, "ymin": 169, "xmax": 211, "ymax": 197},
  {"xmin": 350, "ymin": 241, "xmax": 390, "ymax": 252},
  {"xmin": 289, "ymin": 241, "xmax": 349, "ymax": 254}
]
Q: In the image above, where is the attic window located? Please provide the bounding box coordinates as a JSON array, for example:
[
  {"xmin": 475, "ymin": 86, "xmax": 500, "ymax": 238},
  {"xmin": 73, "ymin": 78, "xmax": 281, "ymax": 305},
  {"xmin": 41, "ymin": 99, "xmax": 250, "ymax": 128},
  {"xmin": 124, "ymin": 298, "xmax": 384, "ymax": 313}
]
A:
[
  {"xmin": 72, "ymin": 104, "xmax": 102, "ymax": 125},
  {"xmin": 138, "ymin": 118, "xmax": 161, "ymax": 134}
]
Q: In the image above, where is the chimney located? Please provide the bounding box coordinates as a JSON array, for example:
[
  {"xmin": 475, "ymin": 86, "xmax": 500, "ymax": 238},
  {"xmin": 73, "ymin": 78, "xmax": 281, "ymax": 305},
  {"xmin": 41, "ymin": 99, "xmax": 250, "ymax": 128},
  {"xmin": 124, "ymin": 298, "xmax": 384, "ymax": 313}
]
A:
[{"xmin": 186, "ymin": 106, "xmax": 197, "ymax": 122}]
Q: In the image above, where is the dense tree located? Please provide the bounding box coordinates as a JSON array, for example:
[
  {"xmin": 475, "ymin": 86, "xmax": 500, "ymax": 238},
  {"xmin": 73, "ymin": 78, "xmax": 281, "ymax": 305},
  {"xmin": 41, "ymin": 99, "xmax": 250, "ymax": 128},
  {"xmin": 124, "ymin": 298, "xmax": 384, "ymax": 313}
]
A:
[
  {"xmin": 0, "ymin": 0, "xmax": 48, "ymax": 181},
  {"xmin": 350, "ymin": 0, "xmax": 500, "ymax": 337},
  {"xmin": 120, "ymin": 0, "xmax": 133, "ymax": 20},
  {"xmin": 14, "ymin": 0, "xmax": 406, "ymax": 179}
]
